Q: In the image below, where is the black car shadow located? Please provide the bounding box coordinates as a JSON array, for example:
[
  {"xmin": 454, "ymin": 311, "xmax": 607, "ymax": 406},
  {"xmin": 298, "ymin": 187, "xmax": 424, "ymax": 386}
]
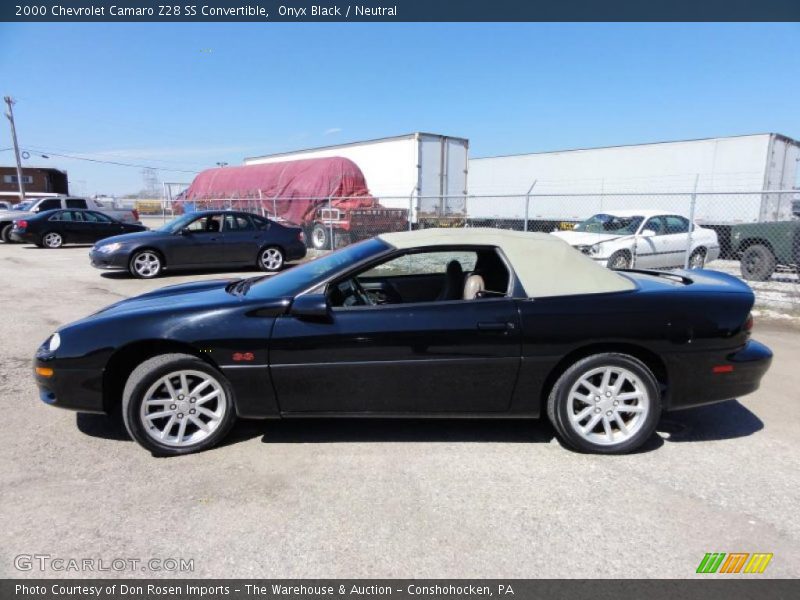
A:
[
  {"xmin": 75, "ymin": 399, "xmax": 762, "ymax": 451},
  {"xmin": 22, "ymin": 244, "xmax": 94, "ymax": 249},
  {"xmin": 657, "ymin": 399, "xmax": 763, "ymax": 443},
  {"xmin": 99, "ymin": 263, "xmax": 297, "ymax": 280}
]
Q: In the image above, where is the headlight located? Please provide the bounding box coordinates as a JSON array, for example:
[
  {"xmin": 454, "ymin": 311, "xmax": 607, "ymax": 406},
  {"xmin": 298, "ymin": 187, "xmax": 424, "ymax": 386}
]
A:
[
  {"xmin": 47, "ymin": 332, "xmax": 61, "ymax": 352},
  {"xmin": 589, "ymin": 244, "xmax": 602, "ymax": 255},
  {"xmin": 97, "ymin": 242, "xmax": 122, "ymax": 254}
]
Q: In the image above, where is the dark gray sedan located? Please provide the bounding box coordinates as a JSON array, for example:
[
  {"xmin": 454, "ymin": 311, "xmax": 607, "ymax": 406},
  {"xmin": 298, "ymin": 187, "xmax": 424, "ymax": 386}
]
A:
[{"xmin": 89, "ymin": 210, "xmax": 307, "ymax": 278}]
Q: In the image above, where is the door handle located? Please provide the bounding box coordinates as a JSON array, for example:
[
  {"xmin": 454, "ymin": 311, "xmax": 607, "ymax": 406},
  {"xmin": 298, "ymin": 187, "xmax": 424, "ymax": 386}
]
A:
[{"xmin": 477, "ymin": 321, "xmax": 515, "ymax": 331}]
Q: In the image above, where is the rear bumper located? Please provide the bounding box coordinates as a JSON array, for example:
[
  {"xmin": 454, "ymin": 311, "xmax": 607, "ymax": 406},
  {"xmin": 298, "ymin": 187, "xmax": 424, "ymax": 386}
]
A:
[
  {"xmin": 10, "ymin": 231, "xmax": 35, "ymax": 243},
  {"xmin": 665, "ymin": 339, "xmax": 772, "ymax": 410},
  {"xmin": 286, "ymin": 242, "xmax": 307, "ymax": 261}
]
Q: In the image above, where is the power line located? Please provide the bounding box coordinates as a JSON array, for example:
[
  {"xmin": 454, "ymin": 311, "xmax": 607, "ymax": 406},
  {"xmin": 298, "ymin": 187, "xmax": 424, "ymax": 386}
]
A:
[{"xmin": 0, "ymin": 146, "xmax": 202, "ymax": 174}]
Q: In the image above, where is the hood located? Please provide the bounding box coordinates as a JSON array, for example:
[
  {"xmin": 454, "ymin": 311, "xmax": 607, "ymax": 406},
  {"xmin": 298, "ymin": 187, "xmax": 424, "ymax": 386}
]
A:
[
  {"xmin": 95, "ymin": 229, "xmax": 167, "ymax": 246},
  {"xmin": 92, "ymin": 279, "xmax": 239, "ymax": 318},
  {"xmin": 551, "ymin": 230, "xmax": 627, "ymax": 246}
]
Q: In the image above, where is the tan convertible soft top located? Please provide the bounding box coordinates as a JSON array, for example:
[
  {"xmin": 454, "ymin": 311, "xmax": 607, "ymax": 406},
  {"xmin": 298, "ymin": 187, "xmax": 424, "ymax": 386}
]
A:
[{"xmin": 378, "ymin": 228, "xmax": 635, "ymax": 297}]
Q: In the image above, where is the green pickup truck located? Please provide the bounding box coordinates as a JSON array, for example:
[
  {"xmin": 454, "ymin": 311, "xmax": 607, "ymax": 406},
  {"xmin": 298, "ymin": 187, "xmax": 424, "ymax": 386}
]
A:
[{"xmin": 731, "ymin": 220, "xmax": 800, "ymax": 281}]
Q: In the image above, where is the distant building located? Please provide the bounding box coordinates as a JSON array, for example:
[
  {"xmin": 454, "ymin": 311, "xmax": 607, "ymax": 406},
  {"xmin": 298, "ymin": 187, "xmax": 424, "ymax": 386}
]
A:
[{"xmin": 0, "ymin": 166, "xmax": 69, "ymax": 202}]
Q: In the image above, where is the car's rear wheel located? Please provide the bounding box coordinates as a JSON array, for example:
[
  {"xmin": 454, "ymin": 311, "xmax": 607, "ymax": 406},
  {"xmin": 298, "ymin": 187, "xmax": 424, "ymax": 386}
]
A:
[
  {"xmin": 122, "ymin": 354, "xmax": 237, "ymax": 455},
  {"xmin": 42, "ymin": 231, "xmax": 63, "ymax": 248},
  {"xmin": 129, "ymin": 250, "xmax": 162, "ymax": 278},
  {"xmin": 740, "ymin": 244, "xmax": 776, "ymax": 281},
  {"xmin": 607, "ymin": 251, "xmax": 631, "ymax": 270},
  {"xmin": 1, "ymin": 223, "xmax": 15, "ymax": 243},
  {"xmin": 688, "ymin": 248, "xmax": 706, "ymax": 269},
  {"xmin": 547, "ymin": 353, "xmax": 661, "ymax": 454},
  {"xmin": 258, "ymin": 246, "xmax": 284, "ymax": 272}
]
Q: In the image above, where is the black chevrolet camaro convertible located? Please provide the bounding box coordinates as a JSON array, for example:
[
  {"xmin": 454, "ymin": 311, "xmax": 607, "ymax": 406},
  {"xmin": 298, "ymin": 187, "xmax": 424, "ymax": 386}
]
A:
[{"xmin": 34, "ymin": 228, "xmax": 772, "ymax": 455}]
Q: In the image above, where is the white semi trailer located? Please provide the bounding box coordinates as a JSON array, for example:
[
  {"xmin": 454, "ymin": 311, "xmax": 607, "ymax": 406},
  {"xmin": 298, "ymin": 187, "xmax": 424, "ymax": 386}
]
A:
[
  {"xmin": 468, "ymin": 133, "xmax": 799, "ymax": 226},
  {"xmin": 244, "ymin": 132, "xmax": 469, "ymax": 223}
]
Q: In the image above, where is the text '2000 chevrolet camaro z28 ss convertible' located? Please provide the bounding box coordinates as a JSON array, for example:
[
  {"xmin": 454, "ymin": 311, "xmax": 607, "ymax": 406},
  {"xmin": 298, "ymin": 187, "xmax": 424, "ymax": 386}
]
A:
[{"xmin": 33, "ymin": 228, "xmax": 772, "ymax": 455}]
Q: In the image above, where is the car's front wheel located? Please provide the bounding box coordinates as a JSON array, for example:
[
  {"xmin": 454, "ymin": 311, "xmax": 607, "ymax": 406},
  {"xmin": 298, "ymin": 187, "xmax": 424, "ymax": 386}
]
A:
[
  {"xmin": 547, "ymin": 353, "xmax": 661, "ymax": 454},
  {"xmin": 607, "ymin": 250, "xmax": 632, "ymax": 270},
  {"xmin": 122, "ymin": 353, "xmax": 237, "ymax": 455},
  {"xmin": 129, "ymin": 249, "xmax": 163, "ymax": 278},
  {"xmin": 258, "ymin": 246, "xmax": 284, "ymax": 272}
]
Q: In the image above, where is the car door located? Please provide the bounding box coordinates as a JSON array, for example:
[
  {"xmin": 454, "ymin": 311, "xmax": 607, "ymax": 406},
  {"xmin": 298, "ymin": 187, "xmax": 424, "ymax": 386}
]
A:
[
  {"xmin": 660, "ymin": 215, "xmax": 692, "ymax": 267},
  {"xmin": 222, "ymin": 213, "xmax": 260, "ymax": 263},
  {"xmin": 635, "ymin": 216, "xmax": 667, "ymax": 268},
  {"xmin": 269, "ymin": 247, "xmax": 523, "ymax": 414},
  {"xmin": 82, "ymin": 210, "xmax": 119, "ymax": 243},
  {"xmin": 169, "ymin": 214, "xmax": 226, "ymax": 266},
  {"xmin": 58, "ymin": 210, "xmax": 93, "ymax": 243},
  {"xmin": 33, "ymin": 198, "xmax": 63, "ymax": 214}
]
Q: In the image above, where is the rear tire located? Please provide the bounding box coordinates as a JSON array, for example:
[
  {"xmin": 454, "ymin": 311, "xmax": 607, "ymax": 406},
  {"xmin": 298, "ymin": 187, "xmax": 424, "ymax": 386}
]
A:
[
  {"xmin": 257, "ymin": 246, "xmax": 284, "ymax": 272},
  {"xmin": 547, "ymin": 353, "xmax": 661, "ymax": 454},
  {"xmin": 688, "ymin": 248, "xmax": 706, "ymax": 269},
  {"xmin": 42, "ymin": 231, "xmax": 63, "ymax": 248},
  {"xmin": 122, "ymin": 353, "xmax": 237, "ymax": 456},
  {"xmin": 740, "ymin": 244, "xmax": 776, "ymax": 281}
]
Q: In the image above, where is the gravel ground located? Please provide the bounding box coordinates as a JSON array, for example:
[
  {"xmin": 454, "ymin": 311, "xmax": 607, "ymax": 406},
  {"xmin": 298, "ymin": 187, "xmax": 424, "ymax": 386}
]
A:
[{"xmin": 1, "ymin": 241, "xmax": 799, "ymax": 579}]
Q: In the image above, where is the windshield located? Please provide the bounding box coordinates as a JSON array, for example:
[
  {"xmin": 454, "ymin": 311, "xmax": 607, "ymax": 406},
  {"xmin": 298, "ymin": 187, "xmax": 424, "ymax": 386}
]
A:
[
  {"xmin": 573, "ymin": 213, "xmax": 643, "ymax": 235},
  {"xmin": 156, "ymin": 213, "xmax": 199, "ymax": 233},
  {"xmin": 248, "ymin": 238, "xmax": 391, "ymax": 298}
]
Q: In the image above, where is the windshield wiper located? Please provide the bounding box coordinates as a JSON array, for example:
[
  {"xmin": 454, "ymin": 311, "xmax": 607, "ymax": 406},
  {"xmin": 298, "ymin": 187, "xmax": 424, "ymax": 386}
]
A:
[{"xmin": 226, "ymin": 276, "xmax": 266, "ymax": 296}]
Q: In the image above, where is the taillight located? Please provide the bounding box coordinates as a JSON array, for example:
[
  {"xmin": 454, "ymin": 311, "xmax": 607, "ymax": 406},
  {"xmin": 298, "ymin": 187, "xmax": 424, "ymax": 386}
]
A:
[
  {"xmin": 15, "ymin": 220, "xmax": 27, "ymax": 230},
  {"xmin": 132, "ymin": 209, "xmax": 140, "ymax": 221},
  {"xmin": 298, "ymin": 230, "xmax": 305, "ymax": 242},
  {"xmin": 744, "ymin": 313, "xmax": 754, "ymax": 332}
]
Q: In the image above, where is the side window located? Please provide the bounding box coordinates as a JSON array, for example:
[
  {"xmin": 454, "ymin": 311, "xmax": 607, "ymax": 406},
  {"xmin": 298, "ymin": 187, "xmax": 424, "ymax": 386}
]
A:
[
  {"xmin": 252, "ymin": 216, "xmax": 271, "ymax": 230},
  {"xmin": 84, "ymin": 211, "xmax": 112, "ymax": 223},
  {"xmin": 223, "ymin": 214, "xmax": 254, "ymax": 232},
  {"xmin": 664, "ymin": 215, "xmax": 689, "ymax": 234},
  {"xmin": 361, "ymin": 250, "xmax": 478, "ymax": 278},
  {"xmin": 643, "ymin": 217, "xmax": 666, "ymax": 235},
  {"xmin": 71, "ymin": 211, "xmax": 85, "ymax": 222},
  {"xmin": 48, "ymin": 211, "xmax": 64, "ymax": 222},
  {"xmin": 66, "ymin": 198, "xmax": 87, "ymax": 209},
  {"xmin": 185, "ymin": 215, "xmax": 223, "ymax": 233},
  {"xmin": 38, "ymin": 199, "xmax": 62, "ymax": 211}
]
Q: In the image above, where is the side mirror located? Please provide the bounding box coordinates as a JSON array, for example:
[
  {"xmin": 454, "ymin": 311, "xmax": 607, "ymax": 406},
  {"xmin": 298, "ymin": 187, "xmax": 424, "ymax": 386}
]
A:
[
  {"xmin": 290, "ymin": 294, "xmax": 331, "ymax": 322},
  {"xmin": 641, "ymin": 229, "xmax": 657, "ymax": 237}
]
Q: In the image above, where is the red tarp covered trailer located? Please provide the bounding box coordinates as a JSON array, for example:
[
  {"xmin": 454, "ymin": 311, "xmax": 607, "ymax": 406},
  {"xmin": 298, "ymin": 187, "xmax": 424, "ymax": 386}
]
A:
[{"xmin": 180, "ymin": 156, "xmax": 377, "ymax": 225}]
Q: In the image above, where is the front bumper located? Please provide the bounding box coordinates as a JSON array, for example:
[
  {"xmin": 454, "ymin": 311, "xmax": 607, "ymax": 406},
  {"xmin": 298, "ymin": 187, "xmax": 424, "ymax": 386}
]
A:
[
  {"xmin": 665, "ymin": 339, "xmax": 773, "ymax": 410},
  {"xmin": 34, "ymin": 358, "xmax": 106, "ymax": 414},
  {"xmin": 89, "ymin": 248, "xmax": 128, "ymax": 270}
]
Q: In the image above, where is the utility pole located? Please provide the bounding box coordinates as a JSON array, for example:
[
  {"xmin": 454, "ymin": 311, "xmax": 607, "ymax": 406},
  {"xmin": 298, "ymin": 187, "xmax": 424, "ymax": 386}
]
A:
[{"xmin": 3, "ymin": 96, "xmax": 26, "ymax": 203}]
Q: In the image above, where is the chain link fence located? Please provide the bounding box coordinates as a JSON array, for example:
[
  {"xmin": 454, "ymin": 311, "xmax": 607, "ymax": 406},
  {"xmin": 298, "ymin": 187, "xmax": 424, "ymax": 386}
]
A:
[{"xmin": 142, "ymin": 188, "xmax": 799, "ymax": 312}]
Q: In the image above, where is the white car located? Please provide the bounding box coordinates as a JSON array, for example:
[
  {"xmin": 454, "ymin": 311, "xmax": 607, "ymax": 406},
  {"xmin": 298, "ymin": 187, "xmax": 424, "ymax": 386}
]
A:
[{"xmin": 551, "ymin": 210, "xmax": 720, "ymax": 270}]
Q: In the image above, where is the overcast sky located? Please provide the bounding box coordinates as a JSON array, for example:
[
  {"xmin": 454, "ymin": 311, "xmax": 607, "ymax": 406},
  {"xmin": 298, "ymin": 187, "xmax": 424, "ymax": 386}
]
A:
[{"xmin": 1, "ymin": 22, "xmax": 798, "ymax": 196}]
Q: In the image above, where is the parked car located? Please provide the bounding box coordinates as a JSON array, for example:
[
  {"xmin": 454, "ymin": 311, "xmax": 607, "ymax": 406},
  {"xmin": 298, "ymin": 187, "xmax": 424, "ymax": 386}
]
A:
[
  {"xmin": 10, "ymin": 209, "xmax": 147, "ymax": 248},
  {"xmin": 34, "ymin": 228, "xmax": 771, "ymax": 456},
  {"xmin": 731, "ymin": 220, "xmax": 800, "ymax": 281},
  {"xmin": 0, "ymin": 196, "xmax": 140, "ymax": 243},
  {"xmin": 89, "ymin": 210, "xmax": 307, "ymax": 278},
  {"xmin": 551, "ymin": 210, "xmax": 720, "ymax": 269}
]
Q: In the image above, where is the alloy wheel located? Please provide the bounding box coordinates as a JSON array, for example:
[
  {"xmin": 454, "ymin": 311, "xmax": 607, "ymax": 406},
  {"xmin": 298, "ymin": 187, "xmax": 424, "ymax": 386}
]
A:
[
  {"xmin": 566, "ymin": 365, "xmax": 650, "ymax": 446},
  {"xmin": 139, "ymin": 369, "xmax": 228, "ymax": 447},
  {"xmin": 260, "ymin": 247, "xmax": 283, "ymax": 271},
  {"xmin": 43, "ymin": 232, "xmax": 63, "ymax": 248},
  {"xmin": 133, "ymin": 252, "xmax": 161, "ymax": 277}
]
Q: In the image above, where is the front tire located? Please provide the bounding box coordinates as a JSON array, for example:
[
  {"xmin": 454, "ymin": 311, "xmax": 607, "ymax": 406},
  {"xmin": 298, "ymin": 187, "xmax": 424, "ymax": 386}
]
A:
[
  {"xmin": 740, "ymin": 244, "xmax": 776, "ymax": 281},
  {"xmin": 607, "ymin": 251, "xmax": 632, "ymax": 270},
  {"xmin": 257, "ymin": 246, "xmax": 284, "ymax": 272},
  {"xmin": 42, "ymin": 231, "xmax": 64, "ymax": 248},
  {"xmin": 547, "ymin": 353, "xmax": 661, "ymax": 454},
  {"xmin": 122, "ymin": 354, "xmax": 237, "ymax": 455},
  {"xmin": 129, "ymin": 249, "xmax": 163, "ymax": 278}
]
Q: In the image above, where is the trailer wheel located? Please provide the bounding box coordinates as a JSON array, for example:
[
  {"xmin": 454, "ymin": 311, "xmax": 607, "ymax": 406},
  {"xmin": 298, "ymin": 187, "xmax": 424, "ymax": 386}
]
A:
[
  {"xmin": 740, "ymin": 244, "xmax": 776, "ymax": 281},
  {"xmin": 311, "ymin": 223, "xmax": 331, "ymax": 250}
]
